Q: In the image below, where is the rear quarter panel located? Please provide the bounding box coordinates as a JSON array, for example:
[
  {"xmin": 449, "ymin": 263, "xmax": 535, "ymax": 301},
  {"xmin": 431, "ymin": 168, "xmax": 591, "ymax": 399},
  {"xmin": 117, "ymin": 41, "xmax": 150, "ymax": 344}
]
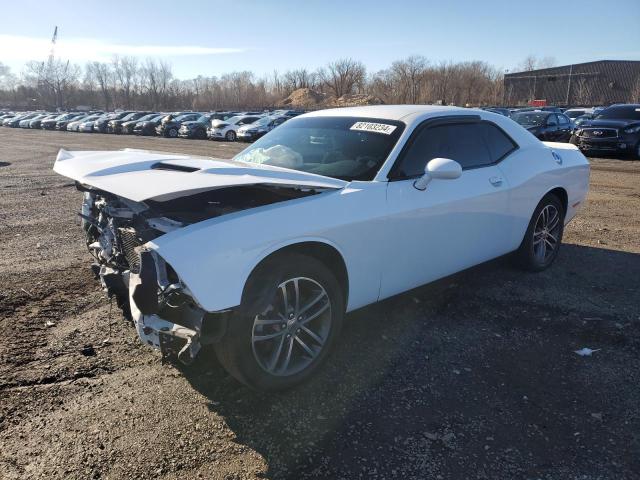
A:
[{"xmin": 498, "ymin": 142, "xmax": 590, "ymax": 250}]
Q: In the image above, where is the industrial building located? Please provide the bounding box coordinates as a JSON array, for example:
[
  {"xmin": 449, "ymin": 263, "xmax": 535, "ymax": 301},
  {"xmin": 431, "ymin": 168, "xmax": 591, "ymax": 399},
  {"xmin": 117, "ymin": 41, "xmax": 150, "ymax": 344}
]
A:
[{"xmin": 503, "ymin": 60, "xmax": 640, "ymax": 106}]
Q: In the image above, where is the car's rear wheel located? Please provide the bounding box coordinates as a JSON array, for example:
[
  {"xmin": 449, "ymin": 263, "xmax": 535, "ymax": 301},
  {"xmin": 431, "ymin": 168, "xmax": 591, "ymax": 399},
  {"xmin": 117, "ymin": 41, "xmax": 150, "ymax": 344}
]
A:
[
  {"xmin": 225, "ymin": 130, "xmax": 236, "ymax": 141},
  {"xmin": 514, "ymin": 193, "xmax": 565, "ymax": 271},
  {"xmin": 215, "ymin": 253, "xmax": 344, "ymax": 391},
  {"xmin": 197, "ymin": 128, "xmax": 207, "ymax": 140},
  {"xmin": 167, "ymin": 127, "xmax": 178, "ymax": 138}
]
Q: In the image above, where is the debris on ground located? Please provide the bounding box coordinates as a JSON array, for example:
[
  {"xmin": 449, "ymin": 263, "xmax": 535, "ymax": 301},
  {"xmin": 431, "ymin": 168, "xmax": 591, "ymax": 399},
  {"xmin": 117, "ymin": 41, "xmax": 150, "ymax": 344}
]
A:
[
  {"xmin": 574, "ymin": 347, "xmax": 601, "ymax": 356},
  {"xmin": 80, "ymin": 344, "xmax": 96, "ymax": 356}
]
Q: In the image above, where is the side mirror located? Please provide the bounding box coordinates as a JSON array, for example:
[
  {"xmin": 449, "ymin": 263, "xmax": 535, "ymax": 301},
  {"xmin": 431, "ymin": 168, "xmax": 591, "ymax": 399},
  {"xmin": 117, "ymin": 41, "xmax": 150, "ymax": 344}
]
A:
[{"xmin": 413, "ymin": 158, "xmax": 462, "ymax": 191}]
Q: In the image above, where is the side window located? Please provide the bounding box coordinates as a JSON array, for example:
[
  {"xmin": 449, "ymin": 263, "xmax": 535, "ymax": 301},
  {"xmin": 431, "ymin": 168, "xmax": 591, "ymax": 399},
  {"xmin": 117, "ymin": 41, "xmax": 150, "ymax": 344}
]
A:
[
  {"xmin": 394, "ymin": 121, "xmax": 517, "ymax": 178},
  {"xmin": 546, "ymin": 114, "xmax": 558, "ymax": 126},
  {"xmin": 481, "ymin": 122, "xmax": 517, "ymax": 162},
  {"xmin": 558, "ymin": 114, "xmax": 570, "ymax": 126},
  {"xmin": 395, "ymin": 123, "xmax": 497, "ymax": 177}
]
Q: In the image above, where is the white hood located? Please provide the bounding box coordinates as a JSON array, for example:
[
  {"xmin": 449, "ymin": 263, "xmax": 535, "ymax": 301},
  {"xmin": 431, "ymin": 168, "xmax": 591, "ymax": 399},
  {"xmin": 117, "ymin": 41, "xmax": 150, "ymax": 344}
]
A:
[{"xmin": 53, "ymin": 148, "xmax": 347, "ymax": 202}]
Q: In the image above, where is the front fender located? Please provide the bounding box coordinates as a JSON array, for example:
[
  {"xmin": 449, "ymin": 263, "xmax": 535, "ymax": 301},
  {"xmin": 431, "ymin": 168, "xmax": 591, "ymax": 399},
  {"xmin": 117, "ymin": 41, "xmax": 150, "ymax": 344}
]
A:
[{"xmin": 146, "ymin": 182, "xmax": 386, "ymax": 313}]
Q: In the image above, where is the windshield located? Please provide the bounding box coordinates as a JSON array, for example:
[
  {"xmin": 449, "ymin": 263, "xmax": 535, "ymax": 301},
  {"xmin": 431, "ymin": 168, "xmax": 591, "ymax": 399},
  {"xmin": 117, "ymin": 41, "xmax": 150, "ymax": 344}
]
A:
[
  {"xmin": 175, "ymin": 114, "xmax": 196, "ymax": 122},
  {"xmin": 135, "ymin": 114, "xmax": 156, "ymax": 122},
  {"xmin": 220, "ymin": 115, "xmax": 242, "ymax": 125},
  {"xmin": 595, "ymin": 105, "xmax": 640, "ymax": 121},
  {"xmin": 512, "ymin": 112, "xmax": 547, "ymax": 126},
  {"xmin": 565, "ymin": 110, "xmax": 586, "ymax": 119},
  {"xmin": 233, "ymin": 116, "xmax": 405, "ymax": 181},
  {"xmin": 250, "ymin": 116, "xmax": 274, "ymax": 127}
]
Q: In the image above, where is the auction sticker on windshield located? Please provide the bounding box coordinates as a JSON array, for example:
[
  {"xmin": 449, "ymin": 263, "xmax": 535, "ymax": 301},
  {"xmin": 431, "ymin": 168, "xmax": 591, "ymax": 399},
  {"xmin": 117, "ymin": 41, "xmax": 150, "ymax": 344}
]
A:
[{"xmin": 350, "ymin": 122, "xmax": 397, "ymax": 135}]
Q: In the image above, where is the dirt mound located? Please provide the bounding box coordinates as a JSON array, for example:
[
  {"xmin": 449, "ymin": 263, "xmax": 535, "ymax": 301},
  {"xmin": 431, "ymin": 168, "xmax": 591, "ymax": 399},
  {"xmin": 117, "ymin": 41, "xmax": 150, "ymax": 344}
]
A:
[
  {"xmin": 328, "ymin": 93, "xmax": 384, "ymax": 107},
  {"xmin": 280, "ymin": 88, "xmax": 327, "ymax": 108},
  {"xmin": 279, "ymin": 88, "xmax": 384, "ymax": 109}
]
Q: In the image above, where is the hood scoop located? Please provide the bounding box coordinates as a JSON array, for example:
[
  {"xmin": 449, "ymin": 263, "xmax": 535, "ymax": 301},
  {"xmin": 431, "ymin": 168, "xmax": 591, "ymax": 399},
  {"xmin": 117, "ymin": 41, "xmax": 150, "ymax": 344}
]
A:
[{"xmin": 151, "ymin": 162, "xmax": 201, "ymax": 173}]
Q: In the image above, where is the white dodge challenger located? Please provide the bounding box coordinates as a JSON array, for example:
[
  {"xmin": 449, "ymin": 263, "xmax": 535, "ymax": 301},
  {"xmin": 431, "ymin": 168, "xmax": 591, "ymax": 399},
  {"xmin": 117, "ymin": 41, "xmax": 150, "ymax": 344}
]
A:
[{"xmin": 54, "ymin": 105, "xmax": 590, "ymax": 391}]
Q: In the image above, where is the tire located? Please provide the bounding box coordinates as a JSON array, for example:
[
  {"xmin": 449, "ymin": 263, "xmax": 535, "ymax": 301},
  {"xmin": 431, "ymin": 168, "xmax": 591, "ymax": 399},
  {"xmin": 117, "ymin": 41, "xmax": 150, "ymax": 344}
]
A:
[
  {"xmin": 197, "ymin": 128, "xmax": 207, "ymax": 140},
  {"xmin": 167, "ymin": 127, "xmax": 178, "ymax": 138},
  {"xmin": 513, "ymin": 193, "xmax": 565, "ymax": 272},
  {"xmin": 215, "ymin": 253, "xmax": 344, "ymax": 391},
  {"xmin": 225, "ymin": 130, "xmax": 236, "ymax": 142},
  {"xmin": 635, "ymin": 142, "xmax": 640, "ymax": 160}
]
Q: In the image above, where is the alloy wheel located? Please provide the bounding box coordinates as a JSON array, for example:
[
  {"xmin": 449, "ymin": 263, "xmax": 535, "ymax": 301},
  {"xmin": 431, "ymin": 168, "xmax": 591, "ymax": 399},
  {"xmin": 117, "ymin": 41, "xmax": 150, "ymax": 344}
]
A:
[
  {"xmin": 251, "ymin": 277, "xmax": 332, "ymax": 377},
  {"xmin": 533, "ymin": 204, "xmax": 561, "ymax": 263}
]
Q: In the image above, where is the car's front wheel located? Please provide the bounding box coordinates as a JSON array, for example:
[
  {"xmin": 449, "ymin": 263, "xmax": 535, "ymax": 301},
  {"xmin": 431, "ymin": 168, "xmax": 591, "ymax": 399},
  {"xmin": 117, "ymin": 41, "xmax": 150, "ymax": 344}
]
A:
[
  {"xmin": 168, "ymin": 127, "xmax": 178, "ymax": 138},
  {"xmin": 215, "ymin": 253, "xmax": 344, "ymax": 391},
  {"xmin": 225, "ymin": 130, "xmax": 236, "ymax": 141},
  {"xmin": 514, "ymin": 193, "xmax": 565, "ymax": 271}
]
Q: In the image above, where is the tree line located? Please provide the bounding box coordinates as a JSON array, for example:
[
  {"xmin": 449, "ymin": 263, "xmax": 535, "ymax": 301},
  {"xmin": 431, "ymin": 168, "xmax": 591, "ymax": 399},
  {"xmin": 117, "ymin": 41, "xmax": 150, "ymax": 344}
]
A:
[{"xmin": 0, "ymin": 55, "xmax": 555, "ymax": 111}]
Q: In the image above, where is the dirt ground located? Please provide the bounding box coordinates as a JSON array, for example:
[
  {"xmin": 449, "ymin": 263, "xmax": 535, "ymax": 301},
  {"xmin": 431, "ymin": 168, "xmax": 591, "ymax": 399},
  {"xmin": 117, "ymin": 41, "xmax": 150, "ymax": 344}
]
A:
[{"xmin": 0, "ymin": 129, "xmax": 639, "ymax": 480}]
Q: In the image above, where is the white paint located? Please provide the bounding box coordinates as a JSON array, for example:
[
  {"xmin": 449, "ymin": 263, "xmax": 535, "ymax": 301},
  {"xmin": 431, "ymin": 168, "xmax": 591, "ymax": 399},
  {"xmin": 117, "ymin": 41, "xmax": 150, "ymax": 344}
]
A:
[{"xmin": 54, "ymin": 105, "xmax": 591, "ymax": 314}]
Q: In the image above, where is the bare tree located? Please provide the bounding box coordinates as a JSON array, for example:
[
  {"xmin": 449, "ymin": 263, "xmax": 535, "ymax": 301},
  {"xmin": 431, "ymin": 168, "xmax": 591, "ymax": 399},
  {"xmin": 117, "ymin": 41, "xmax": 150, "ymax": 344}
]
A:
[
  {"xmin": 390, "ymin": 55, "xmax": 428, "ymax": 103},
  {"xmin": 319, "ymin": 58, "xmax": 366, "ymax": 98},
  {"xmin": 86, "ymin": 62, "xmax": 113, "ymax": 110},
  {"xmin": 573, "ymin": 77, "xmax": 593, "ymax": 106},
  {"xmin": 140, "ymin": 59, "xmax": 173, "ymax": 109},
  {"xmin": 629, "ymin": 77, "xmax": 640, "ymax": 103},
  {"xmin": 432, "ymin": 61, "xmax": 456, "ymax": 105},
  {"xmin": 519, "ymin": 55, "xmax": 557, "ymax": 72},
  {"xmin": 112, "ymin": 56, "xmax": 138, "ymax": 108},
  {"xmin": 282, "ymin": 68, "xmax": 315, "ymax": 94},
  {"xmin": 24, "ymin": 59, "xmax": 80, "ymax": 109}
]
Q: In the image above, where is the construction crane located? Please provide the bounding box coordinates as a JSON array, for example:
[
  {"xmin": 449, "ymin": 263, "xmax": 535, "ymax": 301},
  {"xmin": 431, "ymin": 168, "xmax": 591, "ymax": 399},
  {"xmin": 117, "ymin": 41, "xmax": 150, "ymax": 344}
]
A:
[
  {"xmin": 40, "ymin": 26, "xmax": 58, "ymax": 72},
  {"xmin": 37, "ymin": 26, "xmax": 65, "ymax": 110}
]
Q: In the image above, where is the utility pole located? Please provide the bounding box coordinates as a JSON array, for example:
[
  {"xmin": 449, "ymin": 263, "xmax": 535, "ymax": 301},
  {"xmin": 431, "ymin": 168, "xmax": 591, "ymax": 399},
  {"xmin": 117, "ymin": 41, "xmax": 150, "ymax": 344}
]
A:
[{"xmin": 565, "ymin": 63, "xmax": 573, "ymax": 106}]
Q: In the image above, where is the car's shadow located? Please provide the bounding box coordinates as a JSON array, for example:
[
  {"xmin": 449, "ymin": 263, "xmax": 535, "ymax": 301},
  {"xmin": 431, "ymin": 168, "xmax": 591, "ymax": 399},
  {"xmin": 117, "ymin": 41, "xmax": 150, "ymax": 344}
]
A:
[{"xmin": 181, "ymin": 244, "xmax": 640, "ymax": 478}]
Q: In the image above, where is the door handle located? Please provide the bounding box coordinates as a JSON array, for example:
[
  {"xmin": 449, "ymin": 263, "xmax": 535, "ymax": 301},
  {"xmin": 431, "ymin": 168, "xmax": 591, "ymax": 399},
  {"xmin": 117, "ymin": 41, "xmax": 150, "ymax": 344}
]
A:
[{"xmin": 489, "ymin": 176, "xmax": 503, "ymax": 187}]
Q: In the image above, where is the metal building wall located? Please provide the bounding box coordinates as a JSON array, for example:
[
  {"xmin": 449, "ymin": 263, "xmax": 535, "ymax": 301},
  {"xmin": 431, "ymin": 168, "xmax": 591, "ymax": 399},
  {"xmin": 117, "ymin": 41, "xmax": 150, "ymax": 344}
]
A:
[{"xmin": 503, "ymin": 60, "xmax": 640, "ymax": 106}]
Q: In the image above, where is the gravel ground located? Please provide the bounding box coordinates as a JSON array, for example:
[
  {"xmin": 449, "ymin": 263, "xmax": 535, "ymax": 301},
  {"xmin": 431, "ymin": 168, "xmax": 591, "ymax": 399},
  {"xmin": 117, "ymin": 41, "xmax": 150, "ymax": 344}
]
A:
[{"xmin": 0, "ymin": 129, "xmax": 639, "ymax": 480}]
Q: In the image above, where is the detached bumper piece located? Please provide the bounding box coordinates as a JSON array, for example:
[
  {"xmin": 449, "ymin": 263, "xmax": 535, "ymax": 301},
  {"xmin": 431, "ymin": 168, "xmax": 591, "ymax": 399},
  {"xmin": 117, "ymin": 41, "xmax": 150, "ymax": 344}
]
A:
[
  {"xmin": 126, "ymin": 249, "xmax": 231, "ymax": 365},
  {"xmin": 128, "ymin": 249, "xmax": 201, "ymax": 364}
]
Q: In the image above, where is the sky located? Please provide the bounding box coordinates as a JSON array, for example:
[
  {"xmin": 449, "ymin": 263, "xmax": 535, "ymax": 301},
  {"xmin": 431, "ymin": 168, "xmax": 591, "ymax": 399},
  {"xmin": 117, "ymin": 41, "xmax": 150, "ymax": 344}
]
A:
[{"xmin": 1, "ymin": 0, "xmax": 639, "ymax": 79}]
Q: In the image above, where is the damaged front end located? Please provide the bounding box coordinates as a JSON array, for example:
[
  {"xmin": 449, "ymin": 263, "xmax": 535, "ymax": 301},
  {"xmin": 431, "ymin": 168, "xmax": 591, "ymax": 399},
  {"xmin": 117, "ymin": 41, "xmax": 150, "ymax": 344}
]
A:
[{"xmin": 77, "ymin": 182, "xmax": 317, "ymax": 363}]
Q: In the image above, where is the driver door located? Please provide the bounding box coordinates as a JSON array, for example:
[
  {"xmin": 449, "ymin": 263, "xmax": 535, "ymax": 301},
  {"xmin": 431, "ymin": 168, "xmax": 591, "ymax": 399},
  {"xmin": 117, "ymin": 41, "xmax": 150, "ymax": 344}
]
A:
[{"xmin": 380, "ymin": 119, "xmax": 515, "ymax": 300}]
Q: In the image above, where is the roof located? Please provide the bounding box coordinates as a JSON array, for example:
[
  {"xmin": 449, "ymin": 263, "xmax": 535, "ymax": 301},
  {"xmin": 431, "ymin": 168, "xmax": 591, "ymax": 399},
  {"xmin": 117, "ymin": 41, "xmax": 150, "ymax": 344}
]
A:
[
  {"xmin": 302, "ymin": 105, "xmax": 470, "ymax": 122},
  {"xmin": 505, "ymin": 59, "xmax": 640, "ymax": 77}
]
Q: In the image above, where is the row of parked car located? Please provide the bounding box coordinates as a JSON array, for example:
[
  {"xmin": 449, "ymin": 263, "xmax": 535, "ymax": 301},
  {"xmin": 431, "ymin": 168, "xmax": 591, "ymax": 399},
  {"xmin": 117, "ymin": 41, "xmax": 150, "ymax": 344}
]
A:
[
  {"xmin": 481, "ymin": 104, "xmax": 640, "ymax": 158},
  {"xmin": 2, "ymin": 103, "xmax": 639, "ymax": 158},
  {"xmin": 0, "ymin": 109, "xmax": 305, "ymax": 143}
]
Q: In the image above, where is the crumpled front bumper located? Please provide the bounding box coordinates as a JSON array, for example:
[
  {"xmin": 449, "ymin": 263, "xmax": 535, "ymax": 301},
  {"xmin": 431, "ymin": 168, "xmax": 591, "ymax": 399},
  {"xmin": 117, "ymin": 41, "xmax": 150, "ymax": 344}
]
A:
[{"xmin": 127, "ymin": 249, "xmax": 202, "ymax": 363}]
